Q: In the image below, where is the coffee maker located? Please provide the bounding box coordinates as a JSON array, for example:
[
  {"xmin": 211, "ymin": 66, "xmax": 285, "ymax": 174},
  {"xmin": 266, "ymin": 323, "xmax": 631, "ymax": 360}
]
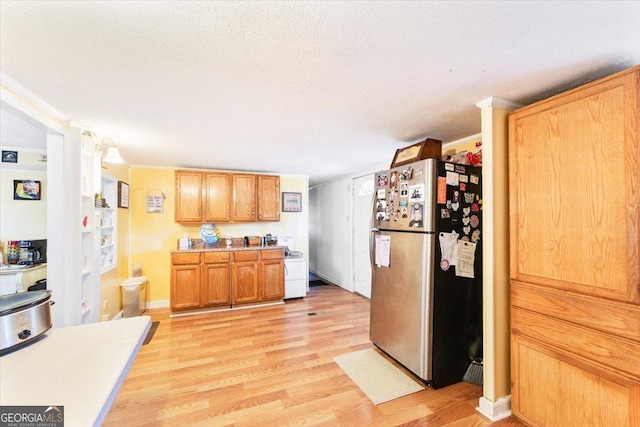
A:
[{"xmin": 16, "ymin": 239, "xmax": 47, "ymax": 266}]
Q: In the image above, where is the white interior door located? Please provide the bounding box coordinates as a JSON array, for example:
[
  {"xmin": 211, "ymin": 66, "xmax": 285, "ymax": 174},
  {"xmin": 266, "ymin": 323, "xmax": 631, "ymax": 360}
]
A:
[{"xmin": 352, "ymin": 174, "xmax": 374, "ymax": 298}]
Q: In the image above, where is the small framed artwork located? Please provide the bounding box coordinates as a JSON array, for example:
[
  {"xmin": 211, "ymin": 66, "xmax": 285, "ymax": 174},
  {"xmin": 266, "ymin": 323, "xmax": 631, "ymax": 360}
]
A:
[
  {"xmin": 282, "ymin": 192, "xmax": 302, "ymax": 212},
  {"xmin": 118, "ymin": 181, "xmax": 130, "ymax": 209},
  {"xmin": 2, "ymin": 150, "xmax": 18, "ymax": 163},
  {"xmin": 146, "ymin": 190, "xmax": 164, "ymax": 213},
  {"xmin": 14, "ymin": 180, "xmax": 41, "ymax": 200}
]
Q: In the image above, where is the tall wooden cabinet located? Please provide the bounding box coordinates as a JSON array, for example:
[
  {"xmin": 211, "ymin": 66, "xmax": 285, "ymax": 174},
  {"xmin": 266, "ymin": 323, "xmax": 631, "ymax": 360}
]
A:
[{"xmin": 508, "ymin": 66, "xmax": 640, "ymax": 427}]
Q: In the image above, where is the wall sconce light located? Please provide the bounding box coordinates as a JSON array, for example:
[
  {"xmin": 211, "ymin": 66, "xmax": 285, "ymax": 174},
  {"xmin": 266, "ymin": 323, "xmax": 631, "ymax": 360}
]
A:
[{"xmin": 101, "ymin": 137, "xmax": 124, "ymax": 164}]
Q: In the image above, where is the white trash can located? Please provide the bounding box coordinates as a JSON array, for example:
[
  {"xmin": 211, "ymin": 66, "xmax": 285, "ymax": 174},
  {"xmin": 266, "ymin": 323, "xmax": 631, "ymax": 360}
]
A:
[{"xmin": 120, "ymin": 276, "xmax": 147, "ymax": 318}]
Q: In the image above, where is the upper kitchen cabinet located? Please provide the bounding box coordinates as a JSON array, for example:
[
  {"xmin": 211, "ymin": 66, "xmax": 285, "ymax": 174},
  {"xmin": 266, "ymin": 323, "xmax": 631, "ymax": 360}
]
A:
[
  {"xmin": 231, "ymin": 174, "xmax": 257, "ymax": 221},
  {"xmin": 257, "ymin": 175, "xmax": 280, "ymax": 222},
  {"xmin": 176, "ymin": 170, "xmax": 279, "ymax": 223},
  {"xmin": 175, "ymin": 171, "xmax": 204, "ymax": 222},
  {"xmin": 204, "ymin": 172, "xmax": 231, "ymax": 222}
]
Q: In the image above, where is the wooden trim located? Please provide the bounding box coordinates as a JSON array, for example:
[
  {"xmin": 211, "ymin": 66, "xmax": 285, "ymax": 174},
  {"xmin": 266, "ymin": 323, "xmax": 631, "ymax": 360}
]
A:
[
  {"xmin": 511, "ymin": 280, "xmax": 640, "ymax": 341},
  {"xmin": 512, "ymin": 306, "xmax": 640, "ymax": 381},
  {"xmin": 171, "ymin": 253, "xmax": 200, "ymax": 265}
]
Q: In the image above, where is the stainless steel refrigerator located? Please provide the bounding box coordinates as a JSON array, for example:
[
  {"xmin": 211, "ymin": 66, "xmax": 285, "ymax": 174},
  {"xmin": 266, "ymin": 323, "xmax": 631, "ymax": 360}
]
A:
[{"xmin": 370, "ymin": 158, "xmax": 483, "ymax": 389}]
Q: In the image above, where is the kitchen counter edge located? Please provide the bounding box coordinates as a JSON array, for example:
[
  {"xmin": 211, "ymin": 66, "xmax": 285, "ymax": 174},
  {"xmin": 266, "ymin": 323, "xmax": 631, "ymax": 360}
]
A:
[{"xmin": 171, "ymin": 245, "xmax": 287, "ymax": 254}]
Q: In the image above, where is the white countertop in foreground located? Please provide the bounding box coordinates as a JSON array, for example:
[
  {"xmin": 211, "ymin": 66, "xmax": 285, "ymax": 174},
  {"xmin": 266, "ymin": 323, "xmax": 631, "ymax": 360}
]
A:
[{"xmin": 0, "ymin": 316, "xmax": 151, "ymax": 427}]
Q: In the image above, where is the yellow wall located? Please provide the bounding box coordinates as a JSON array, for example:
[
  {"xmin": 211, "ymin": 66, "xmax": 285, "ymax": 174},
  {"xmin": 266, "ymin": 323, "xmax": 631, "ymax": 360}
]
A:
[
  {"xmin": 479, "ymin": 102, "xmax": 513, "ymax": 404},
  {"xmin": 100, "ymin": 162, "xmax": 130, "ymax": 320},
  {"xmin": 443, "ymin": 137, "xmax": 481, "ymax": 157},
  {"xmin": 130, "ymin": 167, "xmax": 309, "ymax": 305}
]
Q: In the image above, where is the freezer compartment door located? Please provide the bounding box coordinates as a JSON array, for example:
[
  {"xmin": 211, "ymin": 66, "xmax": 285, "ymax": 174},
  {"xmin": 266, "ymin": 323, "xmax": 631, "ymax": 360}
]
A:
[
  {"xmin": 373, "ymin": 159, "xmax": 437, "ymax": 233},
  {"xmin": 369, "ymin": 230, "xmax": 435, "ymax": 381}
]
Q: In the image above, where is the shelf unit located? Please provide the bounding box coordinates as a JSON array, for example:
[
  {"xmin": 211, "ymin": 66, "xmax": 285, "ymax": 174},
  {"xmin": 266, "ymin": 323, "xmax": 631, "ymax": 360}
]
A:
[
  {"xmin": 78, "ymin": 131, "xmax": 119, "ymax": 323},
  {"xmin": 98, "ymin": 179, "xmax": 117, "ymax": 274},
  {"xmin": 80, "ymin": 132, "xmax": 100, "ymax": 324}
]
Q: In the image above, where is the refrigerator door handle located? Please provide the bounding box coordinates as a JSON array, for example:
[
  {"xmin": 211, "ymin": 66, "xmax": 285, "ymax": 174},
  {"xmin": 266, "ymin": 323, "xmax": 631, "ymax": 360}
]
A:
[{"xmin": 369, "ymin": 229, "xmax": 378, "ymax": 270}]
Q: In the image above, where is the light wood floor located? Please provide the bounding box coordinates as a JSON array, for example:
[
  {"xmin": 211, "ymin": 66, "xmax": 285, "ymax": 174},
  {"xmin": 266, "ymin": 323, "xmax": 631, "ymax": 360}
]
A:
[{"xmin": 105, "ymin": 284, "xmax": 526, "ymax": 426}]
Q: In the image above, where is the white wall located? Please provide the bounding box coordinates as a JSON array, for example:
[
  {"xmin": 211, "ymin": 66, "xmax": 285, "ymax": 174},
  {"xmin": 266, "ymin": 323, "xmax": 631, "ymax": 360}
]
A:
[
  {"xmin": 0, "ymin": 150, "xmax": 47, "ymax": 245},
  {"xmin": 309, "ymin": 137, "xmax": 481, "ymax": 293},
  {"xmin": 309, "ymin": 162, "xmax": 386, "ymax": 290},
  {"xmin": 309, "ymin": 177, "xmax": 353, "ymax": 289}
]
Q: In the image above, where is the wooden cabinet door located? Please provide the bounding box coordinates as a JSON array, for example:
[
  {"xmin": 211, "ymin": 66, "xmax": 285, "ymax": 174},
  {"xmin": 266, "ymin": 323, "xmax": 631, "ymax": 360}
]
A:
[
  {"xmin": 202, "ymin": 251, "xmax": 231, "ymax": 307},
  {"xmin": 509, "ymin": 68, "xmax": 639, "ymax": 304},
  {"xmin": 202, "ymin": 262, "xmax": 231, "ymax": 307},
  {"xmin": 261, "ymin": 259, "xmax": 284, "ymax": 301},
  {"xmin": 232, "ymin": 174, "xmax": 256, "ymax": 221},
  {"xmin": 204, "ymin": 172, "xmax": 231, "ymax": 223},
  {"xmin": 175, "ymin": 171, "xmax": 203, "ymax": 223},
  {"xmin": 509, "ymin": 66, "xmax": 640, "ymax": 426},
  {"xmin": 171, "ymin": 265, "xmax": 201, "ymax": 310},
  {"xmin": 231, "ymin": 251, "xmax": 259, "ymax": 304},
  {"xmin": 232, "ymin": 261, "xmax": 259, "ymax": 304},
  {"xmin": 257, "ymin": 175, "xmax": 280, "ymax": 222},
  {"xmin": 511, "ymin": 332, "xmax": 640, "ymax": 427}
]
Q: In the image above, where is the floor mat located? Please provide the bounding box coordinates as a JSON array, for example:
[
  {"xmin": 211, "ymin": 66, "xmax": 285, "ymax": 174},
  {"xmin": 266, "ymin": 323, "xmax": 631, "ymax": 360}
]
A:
[
  {"xmin": 333, "ymin": 348, "xmax": 425, "ymax": 404},
  {"xmin": 309, "ymin": 272, "xmax": 331, "ymax": 286},
  {"xmin": 143, "ymin": 321, "xmax": 159, "ymax": 345}
]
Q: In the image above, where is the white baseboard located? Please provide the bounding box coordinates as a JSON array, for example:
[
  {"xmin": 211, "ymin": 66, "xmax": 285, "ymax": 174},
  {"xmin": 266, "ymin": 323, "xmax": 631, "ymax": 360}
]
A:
[
  {"xmin": 146, "ymin": 300, "xmax": 169, "ymax": 309},
  {"xmin": 113, "ymin": 311, "xmax": 123, "ymax": 320},
  {"xmin": 477, "ymin": 396, "xmax": 512, "ymax": 421}
]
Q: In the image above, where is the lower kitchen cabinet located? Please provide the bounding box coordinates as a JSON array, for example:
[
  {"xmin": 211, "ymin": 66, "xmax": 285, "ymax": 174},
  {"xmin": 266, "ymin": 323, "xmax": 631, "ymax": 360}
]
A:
[
  {"xmin": 172, "ymin": 248, "xmax": 285, "ymax": 312},
  {"xmin": 171, "ymin": 253, "xmax": 202, "ymax": 310},
  {"xmin": 202, "ymin": 252, "xmax": 231, "ymax": 307},
  {"xmin": 260, "ymin": 249, "xmax": 284, "ymax": 301},
  {"xmin": 231, "ymin": 251, "xmax": 260, "ymax": 305}
]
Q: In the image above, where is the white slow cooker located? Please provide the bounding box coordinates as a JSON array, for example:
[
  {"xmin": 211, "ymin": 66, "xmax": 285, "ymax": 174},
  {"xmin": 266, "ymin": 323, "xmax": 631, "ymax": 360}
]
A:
[{"xmin": 0, "ymin": 290, "xmax": 52, "ymax": 354}]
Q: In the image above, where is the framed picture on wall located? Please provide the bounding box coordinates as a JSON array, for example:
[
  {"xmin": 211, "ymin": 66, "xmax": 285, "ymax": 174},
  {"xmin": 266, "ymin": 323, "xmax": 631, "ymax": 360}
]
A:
[
  {"xmin": 282, "ymin": 192, "xmax": 302, "ymax": 212},
  {"xmin": 13, "ymin": 180, "xmax": 41, "ymax": 200},
  {"xmin": 2, "ymin": 151, "xmax": 18, "ymax": 163},
  {"xmin": 118, "ymin": 181, "xmax": 130, "ymax": 208}
]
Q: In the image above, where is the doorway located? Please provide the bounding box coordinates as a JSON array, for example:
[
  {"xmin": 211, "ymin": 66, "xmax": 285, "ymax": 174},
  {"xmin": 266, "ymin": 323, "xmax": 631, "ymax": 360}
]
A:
[{"xmin": 352, "ymin": 174, "xmax": 374, "ymax": 298}]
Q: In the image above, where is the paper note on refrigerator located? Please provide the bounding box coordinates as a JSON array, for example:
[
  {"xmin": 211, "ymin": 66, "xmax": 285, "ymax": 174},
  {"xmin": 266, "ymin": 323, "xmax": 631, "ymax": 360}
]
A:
[
  {"xmin": 439, "ymin": 231, "xmax": 459, "ymax": 266},
  {"xmin": 456, "ymin": 240, "xmax": 477, "ymax": 278},
  {"xmin": 375, "ymin": 235, "xmax": 391, "ymax": 267}
]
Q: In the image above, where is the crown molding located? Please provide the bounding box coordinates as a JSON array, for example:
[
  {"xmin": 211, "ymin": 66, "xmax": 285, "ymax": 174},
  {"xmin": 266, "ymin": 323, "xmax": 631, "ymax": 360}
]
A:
[
  {"xmin": 475, "ymin": 97, "xmax": 521, "ymax": 110},
  {"xmin": 1, "ymin": 72, "xmax": 69, "ymax": 126}
]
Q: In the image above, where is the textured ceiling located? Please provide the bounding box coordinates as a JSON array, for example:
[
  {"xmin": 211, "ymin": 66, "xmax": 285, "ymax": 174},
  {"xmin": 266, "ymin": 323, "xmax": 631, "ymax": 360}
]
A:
[{"xmin": 1, "ymin": 1, "xmax": 639, "ymax": 185}]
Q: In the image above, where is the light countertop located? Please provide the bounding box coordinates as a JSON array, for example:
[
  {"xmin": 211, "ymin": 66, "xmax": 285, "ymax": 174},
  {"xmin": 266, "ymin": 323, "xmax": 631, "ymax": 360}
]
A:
[
  {"xmin": 0, "ymin": 316, "xmax": 150, "ymax": 427},
  {"xmin": 171, "ymin": 239, "xmax": 286, "ymax": 254},
  {"xmin": 0, "ymin": 263, "xmax": 47, "ymax": 276}
]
